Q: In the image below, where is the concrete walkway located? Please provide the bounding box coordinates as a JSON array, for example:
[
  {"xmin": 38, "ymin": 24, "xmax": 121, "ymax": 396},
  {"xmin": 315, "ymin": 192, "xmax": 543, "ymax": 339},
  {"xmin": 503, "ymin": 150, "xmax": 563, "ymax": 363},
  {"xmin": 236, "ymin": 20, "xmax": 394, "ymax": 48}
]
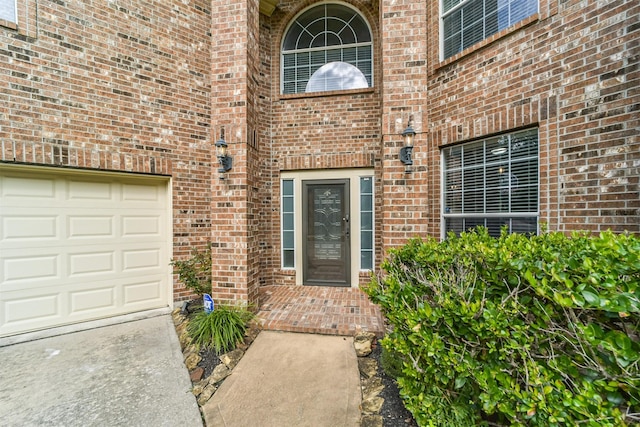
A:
[
  {"xmin": 202, "ymin": 331, "xmax": 361, "ymax": 427},
  {"xmin": 0, "ymin": 314, "xmax": 202, "ymax": 427}
]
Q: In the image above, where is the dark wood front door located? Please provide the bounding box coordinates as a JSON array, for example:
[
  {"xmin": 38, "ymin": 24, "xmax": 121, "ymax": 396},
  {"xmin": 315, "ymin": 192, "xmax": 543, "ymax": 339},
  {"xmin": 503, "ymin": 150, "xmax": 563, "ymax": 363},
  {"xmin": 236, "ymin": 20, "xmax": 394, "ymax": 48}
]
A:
[{"xmin": 302, "ymin": 180, "xmax": 350, "ymax": 286}]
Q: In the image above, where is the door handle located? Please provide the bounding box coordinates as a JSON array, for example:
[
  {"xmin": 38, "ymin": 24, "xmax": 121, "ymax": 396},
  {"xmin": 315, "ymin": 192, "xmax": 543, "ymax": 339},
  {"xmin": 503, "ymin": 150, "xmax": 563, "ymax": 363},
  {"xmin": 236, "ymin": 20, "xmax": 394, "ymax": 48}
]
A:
[{"xmin": 343, "ymin": 214, "xmax": 349, "ymax": 238}]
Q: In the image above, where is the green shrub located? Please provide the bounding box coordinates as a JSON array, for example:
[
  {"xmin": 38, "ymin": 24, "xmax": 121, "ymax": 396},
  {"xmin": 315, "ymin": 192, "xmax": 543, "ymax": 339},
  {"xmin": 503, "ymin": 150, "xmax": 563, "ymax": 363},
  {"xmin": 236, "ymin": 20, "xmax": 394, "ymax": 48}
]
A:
[
  {"xmin": 188, "ymin": 304, "xmax": 254, "ymax": 354},
  {"xmin": 365, "ymin": 228, "xmax": 640, "ymax": 426},
  {"xmin": 170, "ymin": 244, "xmax": 212, "ymax": 296},
  {"xmin": 380, "ymin": 345, "xmax": 405, "ymax": 380}
]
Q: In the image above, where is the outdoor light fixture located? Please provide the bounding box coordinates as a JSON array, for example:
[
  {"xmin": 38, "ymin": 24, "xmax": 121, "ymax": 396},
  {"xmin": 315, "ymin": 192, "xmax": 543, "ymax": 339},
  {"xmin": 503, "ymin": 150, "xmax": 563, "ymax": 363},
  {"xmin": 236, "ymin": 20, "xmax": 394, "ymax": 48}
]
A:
[
  {"xmin": 399, "ymin": 118, "xmax": 416, "ymax": 166},
  {"xmin": 215, "ymin": 130, "xmax": 232, "ymax": 173}
]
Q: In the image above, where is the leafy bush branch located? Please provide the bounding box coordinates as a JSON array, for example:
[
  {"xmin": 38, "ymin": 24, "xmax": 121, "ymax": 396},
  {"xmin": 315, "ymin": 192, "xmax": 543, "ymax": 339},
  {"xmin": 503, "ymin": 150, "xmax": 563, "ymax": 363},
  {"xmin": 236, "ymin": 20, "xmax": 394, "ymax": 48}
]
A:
[
  {"xmin": 170, "ymin": 243, "xmax": 212, "ymax": 296},
  {"xmin": 366, "ymin": 228, "xmax": 639, "ymax": 426}
]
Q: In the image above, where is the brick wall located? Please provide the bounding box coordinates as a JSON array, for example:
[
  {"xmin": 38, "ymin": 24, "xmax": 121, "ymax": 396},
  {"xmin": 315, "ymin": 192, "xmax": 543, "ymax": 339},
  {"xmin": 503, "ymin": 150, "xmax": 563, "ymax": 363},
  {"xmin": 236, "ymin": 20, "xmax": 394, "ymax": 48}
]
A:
[
  {"xmin": 425, "ymin": 0, "xmax": 639, "ymax": 233},
  {"xmin": 380, "ymin": 0, "xmax": 431, "ymax": 246},
  {"xmin": 254, "ymin": 0, "xmax": 638, "ymax": 292},
  {"xmin": 0, "ymin": 0, "xmax": 213, "ymax": 301},
  {"xmin": 2, "ymin": 0, "xmax": 636, "ymax": 306},
  {"xmin": 246, "ymin": 0, "xmax": 264, "ymax": 306},
  {"xmin": 257, "ymin": 13, "xmax": 275, "ymax": 289},
  {"xmin": 209, "ymin": 0, "xmax": 265, "ymax": 306},
  {"xmin": 262, "ymin": 0, "xmax": 383, "ymax": 287}
]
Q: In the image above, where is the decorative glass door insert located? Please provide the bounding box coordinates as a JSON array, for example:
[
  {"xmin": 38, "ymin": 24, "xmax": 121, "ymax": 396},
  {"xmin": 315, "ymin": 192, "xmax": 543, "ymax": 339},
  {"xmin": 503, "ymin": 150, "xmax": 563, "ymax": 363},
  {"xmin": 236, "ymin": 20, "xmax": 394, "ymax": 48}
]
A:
[{"xmin": 302, "ymin": 180, "xmax": 350, "ymax": 286}]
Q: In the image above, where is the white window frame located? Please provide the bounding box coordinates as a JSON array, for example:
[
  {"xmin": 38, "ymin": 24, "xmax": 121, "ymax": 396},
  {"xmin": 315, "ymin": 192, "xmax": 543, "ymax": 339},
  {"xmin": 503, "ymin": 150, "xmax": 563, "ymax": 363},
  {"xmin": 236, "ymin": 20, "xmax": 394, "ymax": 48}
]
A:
[
  {"xmin": 281, "ymin": 179, "xmax": 296, "ymax": 269},
  {"xmin": 0, "ymin": 0, "xmax": 17, "ymax": 25},
  {"xmin": 280, "ymin": 169, "xmax": 374, "ymax": 286},
  {"xmin": 281, "ymin": 2, "xmax": 374, "ymax": 95},
  {"xmin": 359, "ymin": 176, "xmax": 374, "ymax": 271},
  {"xmin": 441, "ymin": 128, "xmax": 539, "ymax": 238},
  {"xmin": 440, "ymin": 0, "xmax": 539, "ymax": 60}
]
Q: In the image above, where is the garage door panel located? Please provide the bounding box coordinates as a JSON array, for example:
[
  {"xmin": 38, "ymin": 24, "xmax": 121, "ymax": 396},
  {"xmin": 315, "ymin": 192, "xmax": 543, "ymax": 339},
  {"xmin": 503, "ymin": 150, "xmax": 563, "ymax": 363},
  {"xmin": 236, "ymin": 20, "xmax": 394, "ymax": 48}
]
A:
[
  {"xmin": 122, "ymin": 183, "xmax": 161, "ymax": 202},
  {"xmin": 2, "ymin": 215, "xmax": 58, "ymax": 240},
  {"xmin": 122, "ymin": 215, "xmax": 162, "ymax": 236},
  {"xmin": 122, "ymin": 248, "xmax": 161, "ymax": 272},
  {"xmin": 123, "ymin": 279, "xmax": 162, "ymax": 305},
  {"xmin": 2, "ymin": 254, "xmax": 60, "ymax": 284},
  {"xmin": 68, "ymin": 215, "xmax": 115, "ymax": 238},
  {"xmin": 69, "ymin": 287, "xmax": 116, "ymax": 313},
  {"xmin": 3, "ymin": 245, "xmax": 165, "ymax": 285},
  {"xmin": 1, "ymin": 274, "xmax": 168, "ymax": 335},
  {"xmin": 0, "ymin": 167, "xmax": 170, "ymax": 337},
  {"xmin": 4, "ymin": 236, "xmax": 167, "ymax": 272},
  {"xmin": 1, "ymin": 175, "xmax": 56, "ymax": 199},
  {"xmin": 2, "ymin": 292, "xmax": 61, "ymax": 326},
  {"xmin": 66, "ymin": 179, "xmax": 114, "ymax": 201},
  {"xmin": 0, "ymin": 292, "xmax": 63, "ymax": 332},
  {"xmin": 68, "ymin": 251, "xmax": 115, "ymax": 276}
]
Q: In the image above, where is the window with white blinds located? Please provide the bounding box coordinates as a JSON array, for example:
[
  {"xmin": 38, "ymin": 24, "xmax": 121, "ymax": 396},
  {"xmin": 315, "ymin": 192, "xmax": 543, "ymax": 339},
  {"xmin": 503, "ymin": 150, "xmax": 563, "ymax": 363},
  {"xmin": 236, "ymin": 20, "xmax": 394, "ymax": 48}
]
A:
[
  {"xmin": 281, "ymin": 179, "xmax": 295, "ymax": 268},
  {"xmin": 0, "ymin": 0, "xmax": 17, "ymax": 24},
  {"xmin": 442, "ymin": 128, "xmax": 539, "ymax": 236},
  {"xmin": 442, "ymin": 0, "xmax": 538, "ymax": 59},
  {"xmin": 281, "ymin": 3, "xmax": 373, "ymax": 94},
  {"xmin": 360, "ymin": 176, "xmax": 374, "ymax": 270}
]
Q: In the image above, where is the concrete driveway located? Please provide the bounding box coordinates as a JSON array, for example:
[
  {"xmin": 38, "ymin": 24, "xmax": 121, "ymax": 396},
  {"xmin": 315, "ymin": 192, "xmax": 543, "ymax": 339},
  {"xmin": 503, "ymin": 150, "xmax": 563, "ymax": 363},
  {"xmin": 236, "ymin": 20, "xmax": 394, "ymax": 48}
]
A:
[{"xmin": 0, "ymin": 311, "xmax": 202, "ymax": 427}]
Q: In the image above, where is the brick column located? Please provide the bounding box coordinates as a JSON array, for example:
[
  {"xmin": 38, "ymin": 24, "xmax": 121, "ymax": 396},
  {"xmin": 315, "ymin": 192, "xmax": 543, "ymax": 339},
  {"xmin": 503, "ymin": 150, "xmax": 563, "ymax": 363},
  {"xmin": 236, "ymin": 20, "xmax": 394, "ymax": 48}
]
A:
[
  {"xmin": 210, "ymin": 0, "xmax": 261, "ymax": 307},
  {"xmin": 380, "ymin": 0, "xmax": 430, "ymax": 249}
]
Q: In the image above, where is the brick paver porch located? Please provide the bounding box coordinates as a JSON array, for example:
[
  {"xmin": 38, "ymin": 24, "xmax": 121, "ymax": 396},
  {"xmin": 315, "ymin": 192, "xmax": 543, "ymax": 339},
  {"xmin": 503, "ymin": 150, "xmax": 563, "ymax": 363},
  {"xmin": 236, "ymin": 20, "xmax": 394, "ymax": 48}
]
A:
[{"xmin": 257, "ymin": 285, "xmax": 385, "ymax": 337}]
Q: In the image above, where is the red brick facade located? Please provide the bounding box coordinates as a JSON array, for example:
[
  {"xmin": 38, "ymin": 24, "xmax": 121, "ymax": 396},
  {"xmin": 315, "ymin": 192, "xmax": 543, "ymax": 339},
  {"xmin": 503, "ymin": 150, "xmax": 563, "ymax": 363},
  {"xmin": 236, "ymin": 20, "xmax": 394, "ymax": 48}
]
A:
[
  {"xmin": 1, "ymin": 0, "xmax": 213, "ymax": 301},
  {"xmin": 1, "ymin": 0, "xmax": 638, "ymax": 306}
]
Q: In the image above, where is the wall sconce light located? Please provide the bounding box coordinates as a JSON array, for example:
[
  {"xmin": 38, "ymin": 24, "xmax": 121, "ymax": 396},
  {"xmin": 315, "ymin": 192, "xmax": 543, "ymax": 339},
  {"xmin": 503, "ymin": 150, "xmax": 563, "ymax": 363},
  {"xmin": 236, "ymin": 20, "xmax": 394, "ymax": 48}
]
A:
[
  {"xmin": 215, "ymin": 130, "xmax": 232, "ymax": 173},
  {"xmin": 399, "ymin": 118, "xmax": 415, "ymax": 166}
]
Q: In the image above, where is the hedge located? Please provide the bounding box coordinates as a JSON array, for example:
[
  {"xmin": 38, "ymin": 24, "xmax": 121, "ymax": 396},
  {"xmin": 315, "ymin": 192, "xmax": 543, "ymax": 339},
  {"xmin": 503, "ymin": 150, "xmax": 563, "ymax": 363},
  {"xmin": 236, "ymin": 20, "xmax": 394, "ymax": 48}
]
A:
[{"xmin": 365, "ymin": 228, "xmax": 639, "ymax": 426}]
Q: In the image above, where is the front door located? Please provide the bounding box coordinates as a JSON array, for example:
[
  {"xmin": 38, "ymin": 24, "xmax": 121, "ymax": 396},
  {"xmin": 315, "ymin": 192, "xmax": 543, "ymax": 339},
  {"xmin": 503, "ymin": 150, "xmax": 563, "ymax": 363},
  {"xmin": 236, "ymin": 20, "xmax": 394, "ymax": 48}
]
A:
[{"xmin": 302, "ymin": 180, "xmax": 350, "ymax": 286}]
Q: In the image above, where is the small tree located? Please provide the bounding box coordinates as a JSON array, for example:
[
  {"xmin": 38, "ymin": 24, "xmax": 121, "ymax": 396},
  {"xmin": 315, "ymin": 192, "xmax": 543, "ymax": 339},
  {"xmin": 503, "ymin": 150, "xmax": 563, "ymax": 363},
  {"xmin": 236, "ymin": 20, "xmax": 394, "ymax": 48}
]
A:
[{"xmin": 170, "ymin": 243, "xmax": 212, "ymax": 296}]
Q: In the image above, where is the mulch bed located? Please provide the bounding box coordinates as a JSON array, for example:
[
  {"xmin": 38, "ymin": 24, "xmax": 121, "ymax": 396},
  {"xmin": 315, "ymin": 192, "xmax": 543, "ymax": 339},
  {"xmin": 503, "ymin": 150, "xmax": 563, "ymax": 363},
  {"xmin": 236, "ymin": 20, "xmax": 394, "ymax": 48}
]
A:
[{"xmin": 366, "ymin": 342, "xmax": 417, "ymax": 426}]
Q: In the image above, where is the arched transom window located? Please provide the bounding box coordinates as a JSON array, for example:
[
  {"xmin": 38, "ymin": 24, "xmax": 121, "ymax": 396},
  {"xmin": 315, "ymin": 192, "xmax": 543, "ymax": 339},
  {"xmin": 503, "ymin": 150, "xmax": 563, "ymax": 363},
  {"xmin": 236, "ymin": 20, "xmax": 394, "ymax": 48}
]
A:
[{"xmin": 281, "ymin": 3, "xmax": 373, "ymax": 94}]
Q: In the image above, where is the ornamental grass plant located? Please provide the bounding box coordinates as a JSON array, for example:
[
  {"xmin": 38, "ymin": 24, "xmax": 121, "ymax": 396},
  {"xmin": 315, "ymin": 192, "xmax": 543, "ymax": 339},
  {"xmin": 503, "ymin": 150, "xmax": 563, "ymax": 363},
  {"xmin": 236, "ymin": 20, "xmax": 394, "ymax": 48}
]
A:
[{"xmin": 188, "ymin": 304, "xmax": 255, "ymax": 354}]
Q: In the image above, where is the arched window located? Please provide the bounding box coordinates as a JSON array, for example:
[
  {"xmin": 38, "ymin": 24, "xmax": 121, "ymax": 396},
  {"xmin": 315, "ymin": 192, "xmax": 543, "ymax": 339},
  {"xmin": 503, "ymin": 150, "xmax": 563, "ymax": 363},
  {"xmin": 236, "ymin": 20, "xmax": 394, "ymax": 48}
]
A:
[{"xmin": 281, "ymin": 3, "xmax": 373, "ymax": 95}]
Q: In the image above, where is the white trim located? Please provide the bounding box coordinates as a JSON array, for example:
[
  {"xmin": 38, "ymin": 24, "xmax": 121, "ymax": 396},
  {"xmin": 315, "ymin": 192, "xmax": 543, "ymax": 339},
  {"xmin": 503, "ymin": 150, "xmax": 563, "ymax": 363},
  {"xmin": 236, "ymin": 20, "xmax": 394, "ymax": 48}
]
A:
[
  {"xmin": 280, "ymin": 1, "xmax": 374, "ymax": 94},
  {"xmin": 441, "ymin": 129, "xmax": 539, "ymax": 236},
  {"xmin": 440, "ymin": 149, "xmax": 446, "ymax": 240},
  {"xmin": 359, "ymin": 175, "xmax": 374, "ymax": 271},
  {"xmin": 281, "ymin": 168, "xmax": 374, "ymax": 287},
  {"xmin": 166, "ymin": 177, "xmax": 174, "ymax": 306},
  {"xmin": 439, "ymin": 0, "xmax": 539, "ymax": 61},
  {"xmin": 281, "ymin": 1, "xmax": 373, "ymax": 51},
  {"xmin": 282, "ymin": 41, "xmax": 373, "ymax": 56},
  {"xmin": 280, "ymin": 179, "xmax": 296, "ymax": 269}
]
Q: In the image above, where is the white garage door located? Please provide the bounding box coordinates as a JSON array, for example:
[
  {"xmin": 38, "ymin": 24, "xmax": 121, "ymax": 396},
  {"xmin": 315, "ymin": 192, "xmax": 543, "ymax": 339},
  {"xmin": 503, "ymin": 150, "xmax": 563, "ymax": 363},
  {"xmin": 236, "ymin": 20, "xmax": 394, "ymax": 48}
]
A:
[{"xmin": 0, "ymin": 166, "xmax": 171, "ymax": 337}]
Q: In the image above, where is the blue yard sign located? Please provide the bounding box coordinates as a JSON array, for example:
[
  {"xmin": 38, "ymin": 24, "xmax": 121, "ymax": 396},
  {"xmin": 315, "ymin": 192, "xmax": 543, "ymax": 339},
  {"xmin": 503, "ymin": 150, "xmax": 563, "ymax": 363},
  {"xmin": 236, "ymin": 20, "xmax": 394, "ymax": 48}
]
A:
[{"xmin": 203, "ymin": 294, "xmax": 214, "ymax": 314}]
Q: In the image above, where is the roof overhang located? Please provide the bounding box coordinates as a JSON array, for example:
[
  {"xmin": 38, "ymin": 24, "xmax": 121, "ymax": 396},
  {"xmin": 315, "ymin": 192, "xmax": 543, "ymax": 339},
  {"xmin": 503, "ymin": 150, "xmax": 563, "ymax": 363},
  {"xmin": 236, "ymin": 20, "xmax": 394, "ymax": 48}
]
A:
[{"xmin": 259, "ymin": 0, "xmax": 278, "ymax": 17}]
